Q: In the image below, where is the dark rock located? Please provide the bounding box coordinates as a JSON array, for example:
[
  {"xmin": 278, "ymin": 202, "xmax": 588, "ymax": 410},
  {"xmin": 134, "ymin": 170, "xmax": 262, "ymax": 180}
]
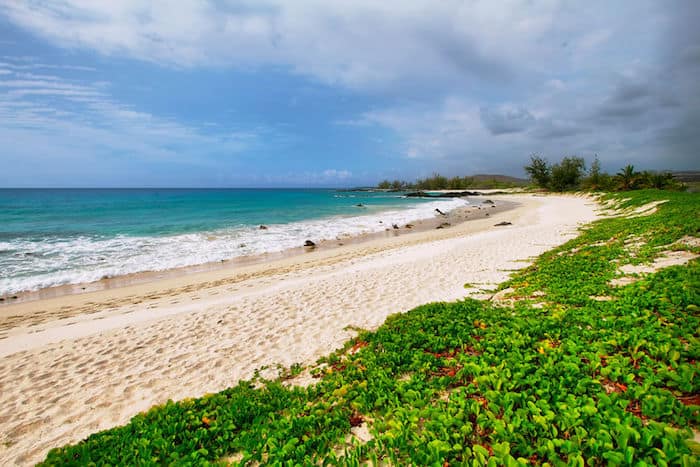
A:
[
  {"xmin": 356, "ymin": 203, "xmax": 365, "ymax": 207},
  {"xmin": 436, "ymin": 222, "xmax": 451, "ymax": 229},
  {"xmin": 404, "ymin": 191, "xmax": 430, "ymax": 197},
  {"xmin": 435, "ymin": 208, "xmax": 446, "ymax": 216},
  {"xmin": 494, "ymin": 221, "xmax": 512, "ymax": 226},
  {"xmin": 405, "ymin": 224, "xmax": 414, "ymax": 229},
  {"xmin": 304, "ymin": 240, "xmax": 316, "ymax": 247},
  {"xmin": 480, "ymin": 190, "xmax": 511, "ymax": 195},
  {"xmin": 392, "ymin": 224, "xmax": 399, "ymax": 229},
  {"xmin": 11, "ymin": 295, "xmax": 18, "ymax": 299},
  {"xmin": 440, "ymin": 191, "xmax": 481, "ymax": 197},
  {"xmin": 406, "ymin": 190, "xmax": 481, "ymax": 198},
  {"xmin": 482, "ymin": 199, "xmax": 494, "ymax": 204},
  {"xmin": 259, "ymin": 225, "xmax": 268, "ymax": 230},
  {"xmin": 0, "ymin": 297, "xmax": 4, "ymax": 301},
  {"xmin": 485, "ymin": 213, "xmax": 489, "ymax": 216}
]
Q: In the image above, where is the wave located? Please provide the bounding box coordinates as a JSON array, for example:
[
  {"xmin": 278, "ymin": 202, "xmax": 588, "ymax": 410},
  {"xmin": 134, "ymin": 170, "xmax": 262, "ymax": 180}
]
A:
[{"xmin": 0, "ymin": 198, "xmax": 468, "ymax": 295}]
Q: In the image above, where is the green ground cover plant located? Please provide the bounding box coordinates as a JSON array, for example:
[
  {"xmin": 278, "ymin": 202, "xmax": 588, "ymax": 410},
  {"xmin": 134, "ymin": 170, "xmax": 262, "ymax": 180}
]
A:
[{"xmin": 40, "ymin": 190, "xmax": 699, "ymax": 466}]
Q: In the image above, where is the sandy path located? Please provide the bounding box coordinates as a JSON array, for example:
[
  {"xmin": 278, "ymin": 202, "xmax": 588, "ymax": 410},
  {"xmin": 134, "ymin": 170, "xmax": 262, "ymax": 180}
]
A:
[{"xmin": 0, "ymin": 194, "xmax": 599, "ymax": 465}]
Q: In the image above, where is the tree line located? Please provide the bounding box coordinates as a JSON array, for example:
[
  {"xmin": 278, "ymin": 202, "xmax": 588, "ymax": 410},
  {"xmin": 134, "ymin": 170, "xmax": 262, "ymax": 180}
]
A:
[
  {"xmin": 376, "ymin": 175, "xmax": 521, "ymax": 191},
  {"xmin": 524, "ymin": 155, "xmax": 684, "ymax": 192},
  {"xmin": 376, "ymin": 156, "xmax": 684, "ymax": 192}
]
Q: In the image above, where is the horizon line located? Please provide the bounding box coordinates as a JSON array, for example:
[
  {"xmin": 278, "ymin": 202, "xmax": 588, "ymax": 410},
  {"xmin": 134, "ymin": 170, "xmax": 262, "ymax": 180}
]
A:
[{"xmin": 0, "ymin": 186, "xmax": 372, "ymax": 190}]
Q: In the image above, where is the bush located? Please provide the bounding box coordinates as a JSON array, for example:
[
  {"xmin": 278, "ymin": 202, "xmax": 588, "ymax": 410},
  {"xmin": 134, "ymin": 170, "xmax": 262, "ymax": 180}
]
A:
[{"xmin": 549, "ymin": 156, "xmax": 586, "ymax": 192}]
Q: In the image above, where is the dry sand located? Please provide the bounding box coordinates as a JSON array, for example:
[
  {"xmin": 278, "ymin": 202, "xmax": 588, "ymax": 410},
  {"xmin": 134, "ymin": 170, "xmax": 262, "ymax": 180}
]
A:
[{"xmin": 0, "ymin": 194, "xmax": 599, "ymax": 465}]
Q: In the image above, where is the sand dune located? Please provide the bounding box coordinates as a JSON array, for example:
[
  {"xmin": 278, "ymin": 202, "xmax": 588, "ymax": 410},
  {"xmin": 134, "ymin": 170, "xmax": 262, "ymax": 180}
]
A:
[{"xmin": 0, "ymin": 194, "xmax": 599, "ymax": 465}]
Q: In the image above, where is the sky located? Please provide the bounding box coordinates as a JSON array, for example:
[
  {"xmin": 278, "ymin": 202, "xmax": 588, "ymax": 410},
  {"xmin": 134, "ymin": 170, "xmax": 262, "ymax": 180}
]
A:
[{"xmin": 0, "ymin": 1, "xmax": 698, "ymax": 188}]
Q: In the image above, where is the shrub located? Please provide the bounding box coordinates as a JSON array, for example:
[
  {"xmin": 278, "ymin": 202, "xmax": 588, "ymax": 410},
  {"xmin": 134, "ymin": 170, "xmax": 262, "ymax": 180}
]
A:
[{"xmin": 549, "ymin": 156, "xmax": 586, "ymax": 192}]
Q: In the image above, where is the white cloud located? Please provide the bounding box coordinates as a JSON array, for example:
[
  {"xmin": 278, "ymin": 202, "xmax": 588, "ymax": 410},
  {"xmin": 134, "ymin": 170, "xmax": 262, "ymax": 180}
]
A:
[
  {"xmin": 0, "ymin": 57, "xmax": 97, "ymax": 72},
  {"xmin": 545, "ymin": 79, "xmax": 565, "ymax": 91},
  {"xmin": 0, "ymin": 0, "xmax": 642, "ymax": 92},
  {"xmin": 0, "ymin": 58, "xmax": 263, "ymax": 176},
  {"xmin": 322, "ymin": 169, "xmax": 352, "ymax": 180},
  {"xmin": 577, "ymin": 29, "xmax": 612, "ymax": 52},
  {"xmin": 351, "ymin": 98, "xmax": 490, "ymax": 163}
]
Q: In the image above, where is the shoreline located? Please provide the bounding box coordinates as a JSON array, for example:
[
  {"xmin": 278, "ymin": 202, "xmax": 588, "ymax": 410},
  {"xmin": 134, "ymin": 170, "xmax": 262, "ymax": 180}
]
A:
[
  {"xmin": 0, "ymin": 194, "xmax": 600, "ymax": 465},
  {"xmin": 0, "ymin": 197, "xmax": 514, "ymax": 306}
]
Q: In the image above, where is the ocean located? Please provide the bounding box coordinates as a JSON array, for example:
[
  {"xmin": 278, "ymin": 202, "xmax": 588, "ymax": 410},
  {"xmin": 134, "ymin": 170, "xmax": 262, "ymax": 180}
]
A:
[{"xmin": 0, "ymin": 189, "xmax": 468, "ymax": 295}]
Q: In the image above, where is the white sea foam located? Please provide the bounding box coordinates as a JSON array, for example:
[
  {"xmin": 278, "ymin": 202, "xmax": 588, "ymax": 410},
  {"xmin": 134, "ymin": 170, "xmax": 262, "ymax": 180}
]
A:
[{"xmin": 0, "ymin": 198, "xmax": 468, "ymax": 295}]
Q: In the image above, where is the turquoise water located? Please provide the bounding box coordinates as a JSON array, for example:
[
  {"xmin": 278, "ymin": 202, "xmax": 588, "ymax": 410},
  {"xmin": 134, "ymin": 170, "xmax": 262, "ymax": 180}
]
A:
[{"xmin": 0, "ymin": 189, "xmax": 468, "ymax": 294}]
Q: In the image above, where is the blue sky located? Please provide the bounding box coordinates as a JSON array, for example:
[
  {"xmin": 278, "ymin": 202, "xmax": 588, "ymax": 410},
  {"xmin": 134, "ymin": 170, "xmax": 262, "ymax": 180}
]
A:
[{"xmin": 0, "ymin": 1, "xmax": 698, "ymax": 187}]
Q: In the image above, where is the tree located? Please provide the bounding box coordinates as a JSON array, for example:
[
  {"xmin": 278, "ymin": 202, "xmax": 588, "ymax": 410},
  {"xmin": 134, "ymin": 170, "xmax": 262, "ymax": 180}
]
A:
[
  {"xmin": 549, "ymin": 156, "xmax": 586, "ymax": 192},
  {"xmin": 582, "ymin": 155, "xmax": 613, "ymax": 191},
  {"xmin": 416, "ymin": 173, "xmax": 449, "ymax": 190},
  {"xmin": 583, "ymin": 155, "xmax": 603, "ymax": 190},
  {"xmin": 642, "ymin": 171, "xmax": 675, "ymax": 189},
  {"xmin": 377, "ymin": 179, "xmax": 391, "ymax": 189},
  {"xmin": 524, "ymin": 155, "xmax": 551, "ymax": 188},
  {"xmin": 615, "ymin": 165, "xmax": 638, "ymax": 191},
  {"xmin": 447, "ymin": 176, "xmax": 472, "ymax": 189}
]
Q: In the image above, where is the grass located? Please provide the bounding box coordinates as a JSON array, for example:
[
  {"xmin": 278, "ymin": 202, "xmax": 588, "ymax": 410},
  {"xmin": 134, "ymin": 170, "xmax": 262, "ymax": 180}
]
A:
[{"xmin": 40, "ymin": 190, "xmax": 699, "ymax": 466}]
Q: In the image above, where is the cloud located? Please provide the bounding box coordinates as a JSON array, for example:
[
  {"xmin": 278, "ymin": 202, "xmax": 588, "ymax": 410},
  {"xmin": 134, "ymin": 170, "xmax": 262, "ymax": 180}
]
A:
[
  {"xmin": 0, "ymin": 56, "xmax": 270, "ymax": 186},
  {"xmin": 654, "ymin": 0, "xmax": 700, "ymax": 169},
  {"xmin": 0, "ymin": 0, "xmax": 589, "ymax": 92},
  {"xmin": 322, "ymin": 169, "xmax": 352, "ymax": 180},
  {"xmin": 0, "ymin": 57, "xmax": 97, "ymax": 72},
  {"xmin": 479, "ymin": 105, "xmax": 536, "ymax": 135},
  {"xmin": 241, "ymin": 169, "xmax": 354, "ymax": 187}
]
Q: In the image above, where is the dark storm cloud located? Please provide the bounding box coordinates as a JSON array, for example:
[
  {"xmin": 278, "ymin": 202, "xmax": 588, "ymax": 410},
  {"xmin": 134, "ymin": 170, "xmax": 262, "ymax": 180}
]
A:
[
  {"xmin": 479, "ymin": 106, "xmax": 535, "ymax": 135},
  {"xmin": 595, "ymin": 83, "xmax": 655, "ymax": 124},
  {"xmin": 533, "ymin": 119, "xmax": 589, "ymax": 139},
  {"xmin": 429, "ymin": 29, "xmax": 512, "ymax": 83},
  {"xmin": 595, "ymin": 79, "xmax": 679, "ymax": 122},
  {"xmin": 655, "ymin": 0, "xmax": 700, "ymax": 168},
  {"xmin": 613, "ymin": 82, "xmax": 650, "ymax": 102}
]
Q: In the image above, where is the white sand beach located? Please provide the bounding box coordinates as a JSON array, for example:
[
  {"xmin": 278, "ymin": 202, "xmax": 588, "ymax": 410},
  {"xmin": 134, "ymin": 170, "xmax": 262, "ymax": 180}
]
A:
[{"xmin": 0, "ymin": 194, "xmax": 600, "ymax": 465}]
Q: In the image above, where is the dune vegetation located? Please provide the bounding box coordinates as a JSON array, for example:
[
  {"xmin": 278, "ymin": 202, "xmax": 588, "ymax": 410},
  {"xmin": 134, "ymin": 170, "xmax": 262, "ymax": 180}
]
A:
[{"xmin": 40, "ymin": 190, "xmax": 699, "ymax": 466}]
